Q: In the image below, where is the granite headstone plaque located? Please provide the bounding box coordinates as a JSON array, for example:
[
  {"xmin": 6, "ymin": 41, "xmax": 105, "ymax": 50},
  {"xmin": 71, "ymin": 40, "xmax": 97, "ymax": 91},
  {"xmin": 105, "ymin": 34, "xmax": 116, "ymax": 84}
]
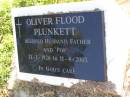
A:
[{"xmin": 15, "ymin": 11, "xmax": 106, "ymax": 80}]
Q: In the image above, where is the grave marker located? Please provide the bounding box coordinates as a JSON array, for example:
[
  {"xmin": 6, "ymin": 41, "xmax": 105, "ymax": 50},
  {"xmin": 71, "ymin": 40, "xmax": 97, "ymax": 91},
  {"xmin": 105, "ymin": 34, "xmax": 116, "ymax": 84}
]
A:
[
  {"xmin": 11, "ymin": 1, "xmax": 130, "ymax": 96},
  {"xmin": 13, "ymin": 11, "xmax": 106, "ymax": 81}
]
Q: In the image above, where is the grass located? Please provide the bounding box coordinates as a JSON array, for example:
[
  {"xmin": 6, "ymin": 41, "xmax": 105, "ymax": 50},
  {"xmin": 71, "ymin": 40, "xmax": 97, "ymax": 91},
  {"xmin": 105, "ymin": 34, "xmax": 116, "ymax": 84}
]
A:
[
  {"xmin": 0, "ymin": 33, "xmax": 14, "ymax": 86},
  {"xmin": 0, "ymin": 20, "xmax": 14, "ymax": 97},
  {"xmin": 0, "ymin": 0, "xmax": 14, "ymax": 97}
]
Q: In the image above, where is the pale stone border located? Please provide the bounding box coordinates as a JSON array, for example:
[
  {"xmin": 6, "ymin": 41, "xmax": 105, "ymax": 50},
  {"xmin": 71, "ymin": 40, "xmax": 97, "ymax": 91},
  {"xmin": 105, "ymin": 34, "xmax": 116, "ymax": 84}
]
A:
[
  {"xmin": 11, "ymin": 1, "xmax": 130, "ymax": 96},
  {"xmin": 12, "ymin": 1, "xmax": 101, "ymax": 87}
]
